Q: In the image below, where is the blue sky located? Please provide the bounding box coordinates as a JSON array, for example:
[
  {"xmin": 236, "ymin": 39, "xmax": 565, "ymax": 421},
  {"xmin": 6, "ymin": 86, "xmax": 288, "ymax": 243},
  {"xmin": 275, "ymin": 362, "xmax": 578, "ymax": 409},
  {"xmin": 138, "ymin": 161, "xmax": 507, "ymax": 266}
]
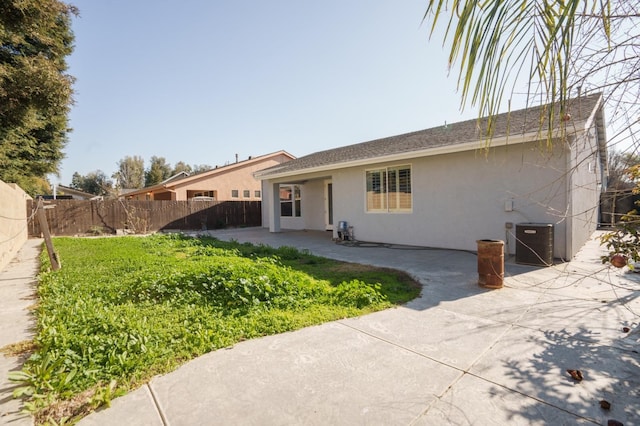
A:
[{"xmin": 58, "ymin": 1, "xmax": 524, "ymax": 185}]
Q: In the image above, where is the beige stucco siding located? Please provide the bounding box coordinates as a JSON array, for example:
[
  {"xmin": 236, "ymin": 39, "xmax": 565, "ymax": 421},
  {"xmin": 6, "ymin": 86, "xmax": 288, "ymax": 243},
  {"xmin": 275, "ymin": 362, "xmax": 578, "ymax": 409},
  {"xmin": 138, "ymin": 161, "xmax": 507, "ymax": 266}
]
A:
[
  {"xmin": 173, "ymin": 157, "xmax": 286, "ymax": 201},
  {"xmin": 129, "ymin": 153, "xmax": 293, "ymax": 201},
  {"xmin": 0, "ymin": 181, "xmax": 30, "ymax": 271}
]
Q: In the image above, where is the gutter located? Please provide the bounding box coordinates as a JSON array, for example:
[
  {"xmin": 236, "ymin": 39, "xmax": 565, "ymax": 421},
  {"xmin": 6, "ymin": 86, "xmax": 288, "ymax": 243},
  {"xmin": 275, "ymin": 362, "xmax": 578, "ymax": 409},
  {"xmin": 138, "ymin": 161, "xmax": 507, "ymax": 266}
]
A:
[{"xmin": 255, "ymin": 124, "xmax": 589, "ymax": 181}]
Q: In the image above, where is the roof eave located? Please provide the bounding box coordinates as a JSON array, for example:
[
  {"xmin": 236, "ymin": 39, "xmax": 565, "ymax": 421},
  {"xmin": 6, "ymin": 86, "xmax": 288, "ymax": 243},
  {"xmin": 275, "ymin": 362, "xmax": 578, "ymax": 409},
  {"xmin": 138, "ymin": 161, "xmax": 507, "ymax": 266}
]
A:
[{"xmin": 256, "ymin": 128, "xmax": 582, "ymax": 181}]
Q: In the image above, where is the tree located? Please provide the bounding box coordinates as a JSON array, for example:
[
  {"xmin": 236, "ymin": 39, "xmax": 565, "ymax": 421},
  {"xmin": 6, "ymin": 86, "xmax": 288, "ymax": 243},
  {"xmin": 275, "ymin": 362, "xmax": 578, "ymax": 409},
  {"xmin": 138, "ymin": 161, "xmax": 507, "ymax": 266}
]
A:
[
  {"xmin": 70, "ymin": 172, "xmax": 83, "ymax": 190},
  {"xmin": 0, "ymin": 0, "xmax": 76, "ymax": 196},
  {"xmin": 423, "ymin": 1, "xmax": 640, "ymax": 266},
  {"xmin": 423, "ymin": 1, "xmax": 639, "ymax": 147},
  {"xmin": 192, "ymin": 164, "xmax": 213, "ymax": 174},
  {"xmin": 69, "ymin": 170, "xmax": 112, "ymax": 196},
  {"xmin": 607, "ymin": 150, "xmax": 640, "ymax": 191},
  {"xmin": 600, "ymin": 161, "xmax": 640, "ymax": 267},
  {"xmin": 114, "ymin": 155, "xmax": 145, "ymax": 189},
  {"xmin": 172, "ymin": 161, "xmax": 192, "ymax": 176},
  {"xmin": 145, "ymin": 156, "xmax": 172, "ymax": 186}
]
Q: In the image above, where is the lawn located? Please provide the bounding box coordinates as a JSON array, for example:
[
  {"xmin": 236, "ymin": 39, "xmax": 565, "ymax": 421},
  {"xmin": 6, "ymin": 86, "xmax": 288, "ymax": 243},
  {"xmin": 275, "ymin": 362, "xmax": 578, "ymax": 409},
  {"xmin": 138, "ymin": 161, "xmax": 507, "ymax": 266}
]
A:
[{"xmin": 10, "ymin": 233, "xmax": 421, "ymax": 424}]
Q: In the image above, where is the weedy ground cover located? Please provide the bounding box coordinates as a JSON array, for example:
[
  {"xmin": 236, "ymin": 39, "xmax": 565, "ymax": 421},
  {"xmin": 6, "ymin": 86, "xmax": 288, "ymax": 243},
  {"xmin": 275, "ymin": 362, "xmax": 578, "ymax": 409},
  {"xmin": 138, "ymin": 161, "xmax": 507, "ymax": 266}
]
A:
[{"xmin": 10, "ymin": 234, "xmax": 420, "ymax": 424}]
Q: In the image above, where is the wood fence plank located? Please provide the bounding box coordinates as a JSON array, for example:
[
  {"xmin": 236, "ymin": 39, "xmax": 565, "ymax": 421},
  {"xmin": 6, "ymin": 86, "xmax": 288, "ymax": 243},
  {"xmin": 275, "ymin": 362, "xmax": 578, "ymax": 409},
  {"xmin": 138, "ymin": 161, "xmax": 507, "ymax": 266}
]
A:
[{"xmin": 26, "ymin": 200, "xmax": 262, "ymax": 237}]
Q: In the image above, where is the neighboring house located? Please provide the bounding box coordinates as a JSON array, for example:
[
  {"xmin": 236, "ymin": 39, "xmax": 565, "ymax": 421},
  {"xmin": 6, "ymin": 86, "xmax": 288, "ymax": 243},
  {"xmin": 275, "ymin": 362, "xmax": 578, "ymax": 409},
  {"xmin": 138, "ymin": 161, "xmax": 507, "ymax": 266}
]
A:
[
  {"xmin": 124, "ymin": 151, "xmax": 295, "ymax": 201},
  {"xmin": 255, "ymin": 93, "xmax": 607, "ymax": 260},
  {"xmin": 53, "ymin": 185, "xmax": 103, "ymax": 200}
]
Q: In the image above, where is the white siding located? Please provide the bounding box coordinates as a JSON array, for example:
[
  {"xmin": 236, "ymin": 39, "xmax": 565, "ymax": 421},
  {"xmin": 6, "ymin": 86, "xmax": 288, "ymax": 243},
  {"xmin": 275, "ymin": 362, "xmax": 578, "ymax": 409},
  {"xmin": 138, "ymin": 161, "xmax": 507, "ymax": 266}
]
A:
[
  {"xmin": 331, "ymin": 141, "xmax": 569, "ymax": 258},
  {"xmin": 301, "ymin": 180, "xmax": 326, "ymax": 230},
  {"xmin": 262, "ymin": 137, "xmax": 603, "ymax": 260},
  {"xmin": 567, "ymin": 124, "xmax": 603, "ymax": 257}
]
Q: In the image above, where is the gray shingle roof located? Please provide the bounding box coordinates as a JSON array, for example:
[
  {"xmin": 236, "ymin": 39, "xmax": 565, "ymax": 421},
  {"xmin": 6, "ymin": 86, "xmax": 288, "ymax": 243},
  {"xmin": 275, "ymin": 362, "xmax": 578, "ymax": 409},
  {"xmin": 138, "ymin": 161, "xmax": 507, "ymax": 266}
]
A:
[{"xmin": 257, "ymin": 93, "xmax": 602, "ymax": 178}]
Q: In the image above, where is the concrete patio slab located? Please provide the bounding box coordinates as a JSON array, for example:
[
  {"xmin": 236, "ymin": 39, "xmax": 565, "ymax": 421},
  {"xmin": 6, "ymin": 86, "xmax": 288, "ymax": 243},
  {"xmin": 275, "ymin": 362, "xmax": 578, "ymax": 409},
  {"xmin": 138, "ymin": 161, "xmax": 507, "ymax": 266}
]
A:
[
  {"xmin": 342, "ymin": 307, "xmax": 511, "ymax": 370},
  {"xmin": 468, "ymin": 325, "xmax": 640, "ymax": 425},
  {"xmin": 516, "ymin": 292, "xmax": 639, "ymax": 345},
  {"xmin": 416, "ymin": 284, "xmax": 547, "ymax": 324},
  {"xmin": 413, "ymin": 373, "xmax": 594, "ymax": 425},
  {"xmin": 504, "ymin": 265, "xmax": 567, "ymax": 292},
  {"xmin": 147, "ymin": 322, "xmax": 462, "ymax": 425},
  {"xmin": 542, "ymin": 266, "xmax": 639, "ymax": 302},
  {"xmin": 77, "ymin": 385, "xmax": 164, "ymax": 426},
  {"xmin": 0, "ymin": 238, "xmax": 41, "ymax": 426},
  {"xmin": 0, "ymin": 355, "xmax": 32, "ymax": 426}
]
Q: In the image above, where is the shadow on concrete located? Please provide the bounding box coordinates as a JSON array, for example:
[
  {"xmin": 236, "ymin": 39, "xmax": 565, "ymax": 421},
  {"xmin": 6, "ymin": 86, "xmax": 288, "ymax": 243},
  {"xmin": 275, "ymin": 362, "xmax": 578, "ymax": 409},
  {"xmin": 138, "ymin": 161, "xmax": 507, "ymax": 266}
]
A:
[{"xmin": 486, "ymin": 326, "xmax": 640, "ymax": 425}]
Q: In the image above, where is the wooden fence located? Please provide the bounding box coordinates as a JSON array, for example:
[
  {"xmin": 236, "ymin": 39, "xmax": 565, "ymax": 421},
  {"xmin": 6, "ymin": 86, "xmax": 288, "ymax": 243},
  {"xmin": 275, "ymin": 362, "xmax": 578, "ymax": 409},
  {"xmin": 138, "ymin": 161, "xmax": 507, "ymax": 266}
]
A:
[
  {"xmin": 599, "ymin": 190, "xmax": 640, "ymax": 227},
  {"xmin": 27, "ymin": 199, "xmax": 262, "ymax": 237}
]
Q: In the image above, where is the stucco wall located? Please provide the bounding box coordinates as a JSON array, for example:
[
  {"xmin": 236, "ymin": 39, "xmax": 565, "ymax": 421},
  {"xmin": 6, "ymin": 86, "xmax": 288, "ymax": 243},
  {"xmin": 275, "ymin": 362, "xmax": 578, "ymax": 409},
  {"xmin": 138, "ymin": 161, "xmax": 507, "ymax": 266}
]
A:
[
  {"xmin": 302, "ymin": 179, "xmax": 327, "ymax": 229},
  {"xmin": 172, "ymin": 159, "xmax": 273, "ymax": 201},
  {"xmin": 263, "ymin": 138, "xmax": 604, "ymax": 259},
  {"xmin": 265, "ymin": 140, "xmax": 577, "ymax": 258},
  {"xmin": 130, "ymin": 153, "xmax": 293, "ymax": 201},
  {"xmin": 330, "ymin": 141, "xmax": 568, "ymax": 257},
  {"xmin": 567, "ymin": 124, "xmax": 603, "ymax": 257},
  {"xmin": 0, "ymin": 180, "xmax": 31, "ymax": 272},
  {"xmin": 261, "ymin": 180, "xmax": 270, "ymax": 228},
  {"xmin": 261, "ymin": 176, "xmax": 328, "ymax": 231}
]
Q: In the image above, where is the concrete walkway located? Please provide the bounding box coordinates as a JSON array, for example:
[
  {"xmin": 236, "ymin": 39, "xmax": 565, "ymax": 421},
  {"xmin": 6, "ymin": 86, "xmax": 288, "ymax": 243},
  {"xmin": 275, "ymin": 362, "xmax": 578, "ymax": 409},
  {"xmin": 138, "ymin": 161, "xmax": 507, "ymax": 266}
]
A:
[
  {"xmin": 0, "ymin": 239, "xmax": 41, "ymax": 426},
  {"xmin": 2, "ymin": 231, "xmax": 638, "ymax": 425}
]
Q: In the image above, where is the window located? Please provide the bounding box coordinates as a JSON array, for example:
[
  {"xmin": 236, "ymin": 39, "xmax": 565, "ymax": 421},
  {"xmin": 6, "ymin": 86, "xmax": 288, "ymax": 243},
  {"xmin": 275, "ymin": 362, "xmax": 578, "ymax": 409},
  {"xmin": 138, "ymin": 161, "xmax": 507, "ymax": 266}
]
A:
[
  {"xmin": 243, "ymin": 190, "xmax": 250, "ymax": 198},
  {"xmin": 366, "ymin": 165, "xmax": 411, "ymax": 212},
  {"xmin": 193, "ymin": 190, "xmax": 216, "ymax": 198},
  {"xmin": 254, "ymin": 190, "xmax": 261, "ymax": 198},
  {"xmin": 231, "ymin": 190, "xmax": 239, "ymax": 198},
  {"xmin": 280, "ymin": 185, "xmax": 301, "ymax": 217}
]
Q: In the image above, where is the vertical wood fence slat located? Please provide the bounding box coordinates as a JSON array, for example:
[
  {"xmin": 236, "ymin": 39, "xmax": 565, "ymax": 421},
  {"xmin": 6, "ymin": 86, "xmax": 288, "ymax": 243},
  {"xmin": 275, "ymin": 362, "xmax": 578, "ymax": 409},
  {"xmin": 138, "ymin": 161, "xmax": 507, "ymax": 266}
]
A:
[
  {"xmin": 26, "ymin": 200, "xmax": 262, "ymax": 237},
  {"xmin": 600, "ymin": 190, "xmax": 640, "ymax": 227}
]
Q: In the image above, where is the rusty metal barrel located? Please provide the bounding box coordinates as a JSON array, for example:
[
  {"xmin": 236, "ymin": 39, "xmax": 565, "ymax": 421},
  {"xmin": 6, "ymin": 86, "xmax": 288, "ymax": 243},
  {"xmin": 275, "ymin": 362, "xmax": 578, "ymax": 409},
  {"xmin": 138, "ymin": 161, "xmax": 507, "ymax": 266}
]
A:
[{"xmin": 476, "ymin": 239, "xmax": 504, "ymax": 289}]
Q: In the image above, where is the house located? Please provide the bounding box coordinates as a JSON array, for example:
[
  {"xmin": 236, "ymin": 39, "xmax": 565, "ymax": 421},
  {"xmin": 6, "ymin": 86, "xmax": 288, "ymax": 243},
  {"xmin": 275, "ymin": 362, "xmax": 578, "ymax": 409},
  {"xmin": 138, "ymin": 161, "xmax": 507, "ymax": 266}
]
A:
[
  {"xmin": 52, "ymin": 185, "xmax": 103, "ymax": 200},
  {"xmin": 255, "ymin": 93, "xmax": 607, "ymax": 260},
  {"xmin": 124, "ymin": 150, "xmax": 295, "ymax": 201}
]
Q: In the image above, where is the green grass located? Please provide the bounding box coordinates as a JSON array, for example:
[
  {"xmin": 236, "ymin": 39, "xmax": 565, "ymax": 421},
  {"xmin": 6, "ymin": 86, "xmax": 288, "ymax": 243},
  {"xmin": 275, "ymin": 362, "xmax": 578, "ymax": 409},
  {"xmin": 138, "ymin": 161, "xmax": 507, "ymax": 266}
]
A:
[{"xmin": 11, "ymin": 234, "xmax": 420, "ymax": 424}]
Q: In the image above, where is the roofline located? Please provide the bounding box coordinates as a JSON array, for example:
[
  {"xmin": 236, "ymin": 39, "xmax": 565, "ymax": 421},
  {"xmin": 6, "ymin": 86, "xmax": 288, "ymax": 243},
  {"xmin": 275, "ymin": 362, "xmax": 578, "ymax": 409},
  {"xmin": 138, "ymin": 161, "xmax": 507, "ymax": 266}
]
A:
[
  {"xmin": 125, "ymin": 150, "xmax": 295, "ymax": 197},
  {"xmin": 255, "ymin": 124, "xmax": 592, "ymax": 181},
  {"xmin": 56, "ymin": 184, "xmax": 98, "ymax": 198}
]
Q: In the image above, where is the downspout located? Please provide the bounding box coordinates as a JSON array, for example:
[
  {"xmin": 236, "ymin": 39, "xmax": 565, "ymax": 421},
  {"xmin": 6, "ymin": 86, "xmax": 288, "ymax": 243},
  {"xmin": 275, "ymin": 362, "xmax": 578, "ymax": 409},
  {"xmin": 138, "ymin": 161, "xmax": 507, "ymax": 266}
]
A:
[{"xmin": 565, "ymin": 137, "xmax": 574, "ymax": 260}]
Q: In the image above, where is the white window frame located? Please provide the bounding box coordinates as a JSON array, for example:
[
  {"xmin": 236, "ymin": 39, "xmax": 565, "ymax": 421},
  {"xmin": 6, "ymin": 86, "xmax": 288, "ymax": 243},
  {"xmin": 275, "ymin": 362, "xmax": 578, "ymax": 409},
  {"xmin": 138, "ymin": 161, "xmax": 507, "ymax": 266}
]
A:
[
  {"xmin": 365, "ymin": 165, "xmax": 412, "ymax": 213},
  {"xmin": 280, "ymin": 184, "xmax": 301, "ymax": 217}
]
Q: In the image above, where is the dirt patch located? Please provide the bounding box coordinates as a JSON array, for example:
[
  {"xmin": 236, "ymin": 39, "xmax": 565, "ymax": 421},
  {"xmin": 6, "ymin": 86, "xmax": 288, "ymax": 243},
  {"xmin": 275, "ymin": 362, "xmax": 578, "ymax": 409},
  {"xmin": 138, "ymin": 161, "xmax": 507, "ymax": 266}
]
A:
[
  {"xmin": 35, "ymin": 387, "xmax": 97, "ymax": 425},
  {"xmin": 0, "ymin": 340, "xmax": 36, "ymax": 357}
]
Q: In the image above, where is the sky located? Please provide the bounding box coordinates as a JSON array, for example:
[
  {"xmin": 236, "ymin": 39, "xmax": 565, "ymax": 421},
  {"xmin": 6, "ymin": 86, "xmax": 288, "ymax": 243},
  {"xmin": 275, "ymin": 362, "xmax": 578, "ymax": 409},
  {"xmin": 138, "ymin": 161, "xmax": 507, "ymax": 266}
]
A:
[{"xmin": 57, "ymin": 0, "xmax": 527, "ymax": 186}]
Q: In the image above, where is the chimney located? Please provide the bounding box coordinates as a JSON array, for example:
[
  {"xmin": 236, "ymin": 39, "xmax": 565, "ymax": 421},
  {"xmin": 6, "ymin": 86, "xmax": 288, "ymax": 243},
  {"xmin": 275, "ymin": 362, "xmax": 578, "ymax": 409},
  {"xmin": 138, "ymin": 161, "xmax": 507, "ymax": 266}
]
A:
[{"xmin": 235, "ymin": 153, "xmax": 238, "ymax": 163}]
